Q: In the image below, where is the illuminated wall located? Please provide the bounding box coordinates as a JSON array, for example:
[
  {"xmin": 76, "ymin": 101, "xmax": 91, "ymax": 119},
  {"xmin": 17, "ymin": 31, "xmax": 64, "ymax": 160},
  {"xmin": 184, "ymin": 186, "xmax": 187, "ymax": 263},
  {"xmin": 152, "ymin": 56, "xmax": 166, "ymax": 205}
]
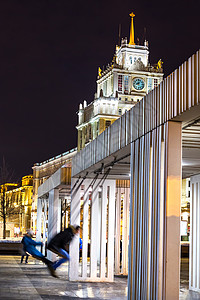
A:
[{"xmin": 0, "ymin": 175, "xmax": 33, "ymax": 237}]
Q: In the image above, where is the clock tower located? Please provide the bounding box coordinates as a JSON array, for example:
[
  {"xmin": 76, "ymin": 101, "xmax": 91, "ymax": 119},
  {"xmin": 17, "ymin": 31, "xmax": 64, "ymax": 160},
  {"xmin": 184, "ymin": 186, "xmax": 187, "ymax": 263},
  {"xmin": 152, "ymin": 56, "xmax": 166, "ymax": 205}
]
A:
[{"xmin": 77, "ymin": 13, "xmax": 164, "ymax": 151}]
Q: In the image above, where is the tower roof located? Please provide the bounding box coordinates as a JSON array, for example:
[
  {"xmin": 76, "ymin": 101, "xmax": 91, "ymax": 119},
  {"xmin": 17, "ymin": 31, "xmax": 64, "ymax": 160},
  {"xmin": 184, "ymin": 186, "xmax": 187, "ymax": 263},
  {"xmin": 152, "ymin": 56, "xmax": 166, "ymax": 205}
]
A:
[{"xmin": 129, "ymin": 12, "xmax": 135, "ymax": 45}]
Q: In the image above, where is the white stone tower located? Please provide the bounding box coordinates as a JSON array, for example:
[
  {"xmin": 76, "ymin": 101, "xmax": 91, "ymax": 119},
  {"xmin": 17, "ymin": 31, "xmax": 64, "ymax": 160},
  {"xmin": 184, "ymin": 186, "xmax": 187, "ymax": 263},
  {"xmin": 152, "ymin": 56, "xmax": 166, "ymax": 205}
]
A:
[{"xmin": 77, "ymin": 13, "xmax": 164, "ymax": 151}]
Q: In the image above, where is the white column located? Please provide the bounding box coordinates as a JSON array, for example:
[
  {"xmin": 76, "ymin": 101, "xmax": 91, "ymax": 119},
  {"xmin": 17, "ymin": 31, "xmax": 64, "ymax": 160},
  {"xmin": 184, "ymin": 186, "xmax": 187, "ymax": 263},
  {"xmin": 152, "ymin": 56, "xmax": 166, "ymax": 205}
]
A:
[
  {"xmin": 47, "ymin": 188, "xmax": 60, "ymax": 261},
  {"xmin": 42, "ymin": 199, "xmax": 47, "ymax": 255},
  {"xmin": 69, "ymin": 178, "xmax": 81, "ymax": 281},
  {"xmin": 165, "ymin": 122, "xmax": 181, "ymax": 300},
  {"xmin": 190, "ymin": 175, "xmax": 200, "ymax": 292},
  {"xmin": 122, "ymin": 187, "xmax": 129, "ymax": 275},
  {"xmin": 115, "ymin": 187, "xmax": 121, "ymax": 275},
  {"xmin": 36, "ymin": 197, "xmax": 42, "ymax": 243},
  {"xmin": 82, "ymin": 179, "xmax": 90, "ymax": 279},
  {"xmin": 69, "ymin": 177, "xmax": 116, "ymax": 282},
  {"xmin": 107, "ymin": 180, "xmax": 116, "ymax": 281},
  {"xmin": 128, "ymin": 121, "xmax": 182, "ymax": 300},
  {"xmin": 100, "ymin": 180, "xmax": 108, "ymax": 279},
  {"xmin": 90, "ymin": 179, "xmax": 101, "ymax": 278}
]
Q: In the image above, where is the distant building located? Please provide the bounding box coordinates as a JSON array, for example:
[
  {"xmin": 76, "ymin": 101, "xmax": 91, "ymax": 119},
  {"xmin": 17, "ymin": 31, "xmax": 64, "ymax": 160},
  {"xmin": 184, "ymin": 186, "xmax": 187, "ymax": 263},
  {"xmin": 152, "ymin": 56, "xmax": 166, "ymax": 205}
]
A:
[
  {"xmin": 77, "ymin": 13, "xmax": 164, "ymax": 150},
  {"xmin": 0, "ymin": 175, "xmax": 33, "ymax": 238},
  {"xmin": 31, "ymin": 148, "xmax": 77, "ymax": 232}
]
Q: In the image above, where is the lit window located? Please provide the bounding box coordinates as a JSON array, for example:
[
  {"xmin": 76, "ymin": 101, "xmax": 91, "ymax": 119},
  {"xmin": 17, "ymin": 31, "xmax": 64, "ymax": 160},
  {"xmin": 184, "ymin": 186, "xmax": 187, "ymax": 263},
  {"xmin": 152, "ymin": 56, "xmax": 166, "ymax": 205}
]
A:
[
  {"xmin": 124, "ymin": 75, "xmax": 129, "ymax": 94},
  {"xmin": 105, "ymin": 120, "xmax": 111, "ymax": 128},
  {"xmin": 148, "ymin": 78, "xmax": 153, "ymax": 91},
  {"xmin": 118, "ymin": 75, "xmax": 122, "ymax": 92}
]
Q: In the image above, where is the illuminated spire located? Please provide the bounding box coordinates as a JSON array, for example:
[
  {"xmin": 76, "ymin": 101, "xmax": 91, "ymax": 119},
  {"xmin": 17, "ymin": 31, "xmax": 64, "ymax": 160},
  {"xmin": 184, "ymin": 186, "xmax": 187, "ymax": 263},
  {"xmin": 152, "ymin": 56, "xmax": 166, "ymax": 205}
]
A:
[{"xmin": 129, "ymin": 12, "xmax": 135, "ymax": 45}]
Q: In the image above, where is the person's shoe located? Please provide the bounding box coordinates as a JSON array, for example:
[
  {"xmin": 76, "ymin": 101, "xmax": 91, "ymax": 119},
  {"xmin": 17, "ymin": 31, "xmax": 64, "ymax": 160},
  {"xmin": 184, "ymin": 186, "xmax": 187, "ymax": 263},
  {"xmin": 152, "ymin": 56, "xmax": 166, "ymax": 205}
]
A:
[{"xmin": 48, "ymin": 264, "xmax": 58, "ymax": 278}]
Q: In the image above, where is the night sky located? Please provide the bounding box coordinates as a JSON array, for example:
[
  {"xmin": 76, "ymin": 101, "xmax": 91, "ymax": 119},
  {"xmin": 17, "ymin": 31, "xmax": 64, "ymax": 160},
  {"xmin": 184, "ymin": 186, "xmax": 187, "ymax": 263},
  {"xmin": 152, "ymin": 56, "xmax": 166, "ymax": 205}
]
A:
[{"xmin": 0, "ymin": 0, "xmax": 199, "ymax": 181}]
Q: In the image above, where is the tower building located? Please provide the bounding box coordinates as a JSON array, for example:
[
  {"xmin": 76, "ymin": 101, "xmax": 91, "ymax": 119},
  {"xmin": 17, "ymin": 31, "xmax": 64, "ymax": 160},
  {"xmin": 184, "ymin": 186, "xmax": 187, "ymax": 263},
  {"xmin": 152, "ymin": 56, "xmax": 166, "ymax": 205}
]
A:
[{"xmin": 77, "ymin": 13, "xmax": 164, "ymax": 151}]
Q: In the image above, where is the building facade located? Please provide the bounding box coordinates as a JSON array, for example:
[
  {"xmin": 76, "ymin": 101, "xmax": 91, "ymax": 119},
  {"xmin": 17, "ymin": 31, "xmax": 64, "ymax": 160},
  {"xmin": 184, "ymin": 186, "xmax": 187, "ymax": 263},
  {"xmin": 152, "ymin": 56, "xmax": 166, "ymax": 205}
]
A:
[
  {"xmin": 77, "ymin": 13, "xmax": 164, "ymax": 150},
  {"xmin": 0, "ymin": 175, "xmax": 33, "ymax": 238},
  {"xmin": 32, "ymin": 148, "xmax": 77, "ymax": 232}
]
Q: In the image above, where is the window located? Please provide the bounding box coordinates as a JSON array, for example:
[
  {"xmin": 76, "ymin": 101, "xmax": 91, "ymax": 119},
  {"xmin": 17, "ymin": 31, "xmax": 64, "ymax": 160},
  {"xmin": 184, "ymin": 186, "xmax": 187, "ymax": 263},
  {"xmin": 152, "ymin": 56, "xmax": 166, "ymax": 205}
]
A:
[
  {"xmin": 119, "ymin": 97, "xmax": 121, "ymax": 100},
  {"xmin": 89, "ymin": 126, "xmax": 92, "ymax": 140},
  {"xmin": 118, "ymin": 75, "xmax": 122, "ymax": 92},
  {"xmin": 103, "ymin": 81, "xmax": 107, "ymax": 96},
  {"xmin": 125, "ymin": 98, "xmax": 128, "ymax": 101},
  {"xmin": 154, "ymin": 78, "xmax": 158, "ymax": 87},
  {"xmin": 124, "ymin": 75, "xmax": 129, "ymax": 94},
  {"xmin": 148, "ymin": 78, "xmax": 153, "ymax": 91},
  {"xmin": 105, "ymin": 120, "xmax": 111, "ymax": 128},
  {"xmin": 118, "ymin": 109, "xmax": 122, "ymax": 115},
  {"xmin": 130, "ymin": 56, "xmax": 132, "ymax": 64}
]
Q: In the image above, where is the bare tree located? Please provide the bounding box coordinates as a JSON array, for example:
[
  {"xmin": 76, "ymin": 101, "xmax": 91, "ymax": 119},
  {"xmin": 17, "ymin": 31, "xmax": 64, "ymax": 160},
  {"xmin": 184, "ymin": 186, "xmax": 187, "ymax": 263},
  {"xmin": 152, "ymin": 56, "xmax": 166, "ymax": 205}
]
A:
[{"xmin": 0, "ymin": 158, "xmax": 19, "ymax": 239}]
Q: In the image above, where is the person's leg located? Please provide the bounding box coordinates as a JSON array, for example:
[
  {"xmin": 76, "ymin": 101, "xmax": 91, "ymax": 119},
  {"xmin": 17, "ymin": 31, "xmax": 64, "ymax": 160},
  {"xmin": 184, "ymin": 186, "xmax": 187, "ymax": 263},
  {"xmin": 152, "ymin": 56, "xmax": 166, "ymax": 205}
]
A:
[
  {"xmin": 25, "ymin": 254, "xmax": 29, "ymax": 263},
  {"xmin": 21, "ymin": 255, "xmax": 24, "ymax": 263},
  {"xmin": 32, "ymin": 250, "xmax": 57, "ymax": 277},
  {"xmin": 52, "ymin": 248, "xmax": 70, "ymax": 270}
]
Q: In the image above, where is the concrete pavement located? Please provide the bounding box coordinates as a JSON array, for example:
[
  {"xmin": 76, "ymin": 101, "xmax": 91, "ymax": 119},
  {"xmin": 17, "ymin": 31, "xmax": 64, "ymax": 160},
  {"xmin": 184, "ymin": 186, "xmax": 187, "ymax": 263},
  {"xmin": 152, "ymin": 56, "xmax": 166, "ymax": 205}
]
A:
[{"xmin": 0, "ymin": 256, "xmax": 200, "ymax": 299}]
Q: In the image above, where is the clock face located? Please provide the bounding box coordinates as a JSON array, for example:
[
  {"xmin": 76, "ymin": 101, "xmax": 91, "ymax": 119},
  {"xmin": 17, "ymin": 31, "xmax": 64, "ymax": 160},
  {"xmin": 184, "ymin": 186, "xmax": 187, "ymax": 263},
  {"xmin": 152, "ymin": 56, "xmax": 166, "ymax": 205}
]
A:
[{"xmin": 133, "ymin": 78, "xmax": 145, "ymax": 90}]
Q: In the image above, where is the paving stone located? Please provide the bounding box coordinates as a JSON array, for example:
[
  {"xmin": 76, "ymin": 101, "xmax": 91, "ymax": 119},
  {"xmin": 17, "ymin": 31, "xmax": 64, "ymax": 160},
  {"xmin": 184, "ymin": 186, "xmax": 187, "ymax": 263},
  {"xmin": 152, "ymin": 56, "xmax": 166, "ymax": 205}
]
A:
[{"xmin": 0, "ymin": 255, "xmax": 200, "ymax": 299}]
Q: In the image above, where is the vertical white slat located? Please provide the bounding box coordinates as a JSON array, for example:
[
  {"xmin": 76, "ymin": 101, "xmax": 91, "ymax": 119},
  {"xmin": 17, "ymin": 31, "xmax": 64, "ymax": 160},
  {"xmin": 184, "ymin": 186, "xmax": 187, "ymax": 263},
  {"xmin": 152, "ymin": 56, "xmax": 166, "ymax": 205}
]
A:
[
  {"xmin": 147, "ymin": 136, "xmax": 153, "ymax": 300},
  {"xmin": 197, "ymin": 182, "xmax": 200, "ymax": 290},
  {"xmin": 128, "ymin": 141, "xmax": 135, "ymax": 300},
  {"xmin": 144, "ymin": 133, "xmax": 151, "ymax": 300},
  {"xmin": 125, "ymin": 188, "xmax": 130, "ymax": 274},
  {"xmin": 138, "ymin": 136, "xmax": 144, "ymax": 298},
  {"xmin": 69, "ymin": 178, "xmax": 81, "ymax": 281},
  {"xmin": 122, "ymin": 188, "xmax": 126, "ymax": 274},
  {"xmin": 158, "ymin": 136, "xmax": 165, "ymax": 299},
  {"xmin": 82, "ymin": 179, "xmax": 90, "ymax": 279},
  {"xmin": 195, "ymin": 182, "xmax": 198, "ymax": 289},
  {"xmin": 100, "ymin": 181, "xmax": 108, "ymax": 279},
  {"xmin": 193, "ymin": 183, "xmax": 197, "ymax": 289},
  {"xmin": 90, "ymin": 180, "xmax": 100, "ymax": 279},
  {"xmin": 115, "ymin": 187, "xmax": 121, "ymax": 275},
  {"xmin": 122, "ymin": 187, "xmax": 129, "ymax": 275},
  {"xmin": 36, "ymin": 197, "xmax": 42, "ymax": 243},
  {"xmin": 107, "ymin": 180, "xmax": 116, "ymax": 281},
  {"xmin": 42, "ymin": 200, "xmax": 47, "ymax": 255},
  {"xmin": 133, "ymin": 139, "xmax": 140, "ymax": 299},
  {"xmin": 189, "ymin": 182, "xmax": 194, "ymax": 289},
  {"xmin": 47, "ymin": 189, "xmax": 60, "ymax": 261}
]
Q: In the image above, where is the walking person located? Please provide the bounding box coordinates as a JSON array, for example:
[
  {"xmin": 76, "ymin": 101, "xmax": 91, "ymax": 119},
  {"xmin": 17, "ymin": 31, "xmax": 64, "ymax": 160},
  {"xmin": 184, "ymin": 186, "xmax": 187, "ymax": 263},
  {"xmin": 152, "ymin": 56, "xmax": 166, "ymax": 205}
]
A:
[
  {"xmin": 20, "ymin": 234, "xmax": 29, "ymax": 264},
  {"xmin": 22, "ymin": 229, "xmax": 56, "ymax": 277},
  {"xmin": 47, "ymin": 225, "xmax": 80, "ymax": 274}
]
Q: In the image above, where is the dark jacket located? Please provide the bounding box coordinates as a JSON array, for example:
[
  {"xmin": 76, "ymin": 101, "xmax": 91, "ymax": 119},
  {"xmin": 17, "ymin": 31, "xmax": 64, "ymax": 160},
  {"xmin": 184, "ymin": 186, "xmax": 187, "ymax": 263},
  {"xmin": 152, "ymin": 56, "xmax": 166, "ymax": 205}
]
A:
[
  {"xmin": 47, "ymin": 226, "xmax": 74, "ymax": 250},
  {"xmin": 23, "ymin": 235, "xmax": 43, "ymax": 258}
]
